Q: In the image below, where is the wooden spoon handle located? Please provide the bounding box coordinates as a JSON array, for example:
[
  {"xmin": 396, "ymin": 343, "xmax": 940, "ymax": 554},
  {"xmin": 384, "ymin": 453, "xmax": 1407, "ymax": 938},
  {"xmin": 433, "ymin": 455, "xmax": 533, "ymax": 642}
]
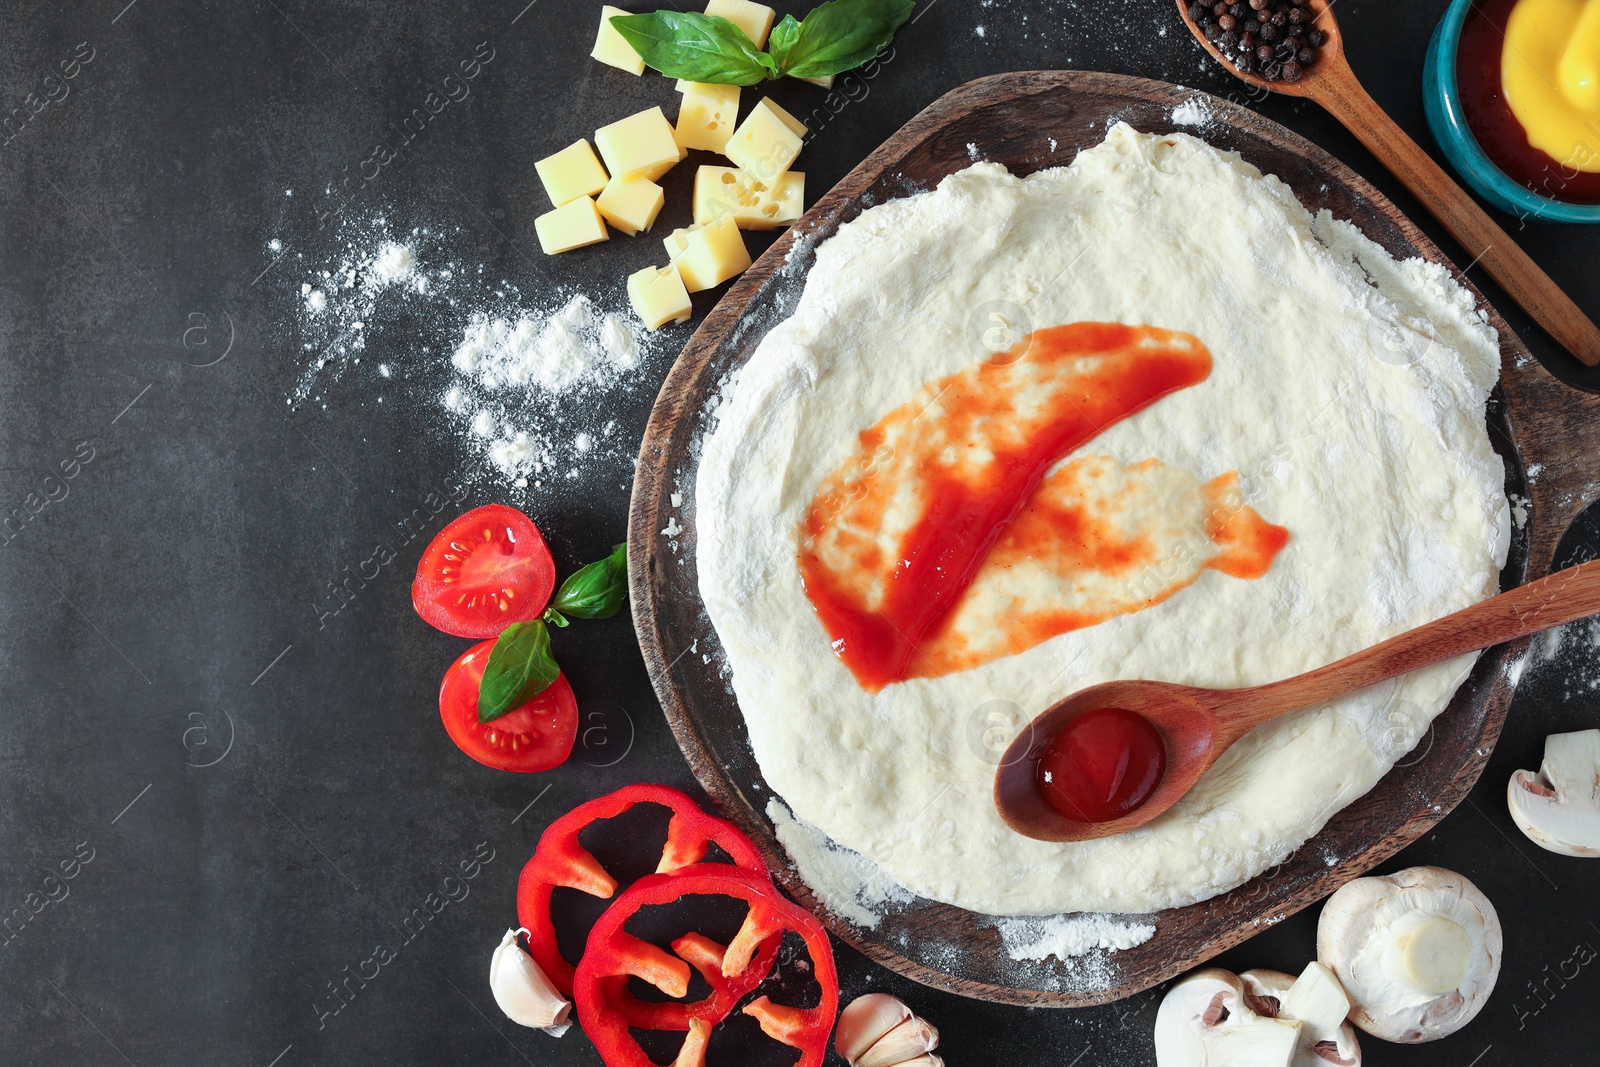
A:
[
  {"xmin": 1228, "ymin": 559, "xmax": 1600, "ymax": 728},
  {"xmin": 1317, "ymin": 73, "xmax": 1600, "ymax": 367}
]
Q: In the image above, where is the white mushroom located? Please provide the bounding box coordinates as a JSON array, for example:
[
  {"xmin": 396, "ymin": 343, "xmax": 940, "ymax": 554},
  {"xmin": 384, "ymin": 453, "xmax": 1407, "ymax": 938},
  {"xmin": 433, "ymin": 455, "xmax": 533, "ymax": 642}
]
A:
[
  {"xmin": 1507, "ymin": 729, "xmax": 1600, "ymax": 857},
  {"xmin": 1239, "ymin": 965, "xmax": 1362, "ymax": 1066},
  {"xmin": 488, "ymin": 928, "xmax": 571, "ymax": 1035},
  {"xmin": 1317, "ymin": 867, "xmax": 1501, "ymax": 1043},
  {"xmin": 1155, "ymin": 968, "xmax": 1302, "ymax": 1067}
]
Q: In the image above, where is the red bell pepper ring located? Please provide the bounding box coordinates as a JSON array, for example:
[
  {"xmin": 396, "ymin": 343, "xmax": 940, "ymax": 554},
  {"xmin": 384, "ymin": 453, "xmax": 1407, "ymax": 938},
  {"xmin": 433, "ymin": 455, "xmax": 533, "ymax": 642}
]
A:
[
  {"xmin": 516, "ymin": 784, "xmax": 771, "ymax": 999},
  {"xmin": 574, "ymin": 865, "xmax": 840, "ymax": 1067}
]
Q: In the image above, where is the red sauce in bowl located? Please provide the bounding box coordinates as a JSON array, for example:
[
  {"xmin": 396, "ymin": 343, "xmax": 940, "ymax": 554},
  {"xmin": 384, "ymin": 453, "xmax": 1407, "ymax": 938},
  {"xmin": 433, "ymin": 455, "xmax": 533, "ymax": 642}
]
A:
[{"xmin": 1457, "ymin": 0, "xmax": 1600, "ymax": 205}]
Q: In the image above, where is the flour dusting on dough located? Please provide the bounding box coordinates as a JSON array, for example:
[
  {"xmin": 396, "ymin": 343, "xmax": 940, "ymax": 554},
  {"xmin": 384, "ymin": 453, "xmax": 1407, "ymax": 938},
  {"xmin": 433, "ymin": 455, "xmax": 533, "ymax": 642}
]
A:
[{"xmin": 768, "ymin": 800, "xmax": 913, "ymax": 929}]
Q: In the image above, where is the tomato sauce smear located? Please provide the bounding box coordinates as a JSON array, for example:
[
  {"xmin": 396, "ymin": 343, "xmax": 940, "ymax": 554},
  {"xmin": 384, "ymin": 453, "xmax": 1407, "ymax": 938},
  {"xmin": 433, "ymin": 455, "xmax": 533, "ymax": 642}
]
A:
[{"xmin": 798, "ymin": 322, "xmax": 1228, "ymax": 691}]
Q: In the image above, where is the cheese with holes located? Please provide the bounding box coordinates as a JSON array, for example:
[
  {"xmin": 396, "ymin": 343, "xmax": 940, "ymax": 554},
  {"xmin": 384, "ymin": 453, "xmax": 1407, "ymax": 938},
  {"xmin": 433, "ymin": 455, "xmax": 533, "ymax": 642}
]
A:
[
  {"xmin": 596, "ymin": 174, "xmax": 666, "ymax": 236},
  {"xmin": 595, "ymin": 107, "xmax": 683, "ymax": 182},
  {"xmin": 675, "ymin": 83, "xmax": 742, "ymax": 154},
  {"xmin": 628, "ymin": 264, "xmax": 693, "ymax": 329},
  {"xmin": 534, "ymin": 139, "xmax": 609, "ymax": 207},
  {"xmin": 534, "ymin": 196, "xmax": 608, "ymax": 254},
  {"xmin": 663, "ymin": 216, "xmax": 751, "ymax": 291},
  {"xmin": 705, "ymin": 0, "xmax": 775, "ymax": 48},
  {"xmin": 693, "ymin": 165, "xmax": 804, "ymax": 229},
  {"xmin": 591, "ymin": 5, "xmax": 646, "ymax": 75},
  {"xmin": 724, "ymin": 98, "xmax": 806, "ymax": 183}
]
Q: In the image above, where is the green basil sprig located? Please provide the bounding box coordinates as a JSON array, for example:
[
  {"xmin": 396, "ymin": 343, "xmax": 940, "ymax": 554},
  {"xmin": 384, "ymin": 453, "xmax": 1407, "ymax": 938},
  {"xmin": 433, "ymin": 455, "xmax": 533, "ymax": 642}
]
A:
[
  {"xmin": 768, "ymin": 0, "xmax": 916, "ymax": 80},
  {"xmin": 543, "ymin": 543, "xmax": 628, "ymax": 627},
  {"xmin": 477, "ymin": 544, "xmax": 629, "ymax": 722},
  {"xmin": 478, "ymin": 620, "xmax": 560, "ymax": 723},
  {"xmin": 610, "ymin": 12, "xmax": 775, "ymax": 86},
  {"xmin": 611, "ymin": 0, "xmax": 914, "ymax": 86}
]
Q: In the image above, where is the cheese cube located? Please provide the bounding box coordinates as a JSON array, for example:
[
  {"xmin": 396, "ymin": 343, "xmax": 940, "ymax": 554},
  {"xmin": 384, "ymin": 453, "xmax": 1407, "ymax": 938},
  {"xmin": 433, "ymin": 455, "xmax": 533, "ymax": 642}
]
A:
[
  {"xmin": 800, "ymin": 74, "xmax": 835, "ymax": 89},
  {"xmin": 595, "ymin": 107, "xmax": 682, "ymax": 182},
  {"xmin": 534, "ymin": 196, "xmax": 609, "ymax": 255},
  {"xmin": 628, "ymin": 264, "xmax": 693, "ymax": 330},
  {"xmin": 592, "ymin": 5, "xmax": 646, "ymax": 75},
  {"xmin": 535, "ymin": 139, "xmax": 609, "ymax": 207},
  {"xmin": 663, "ymin": 216, "xmax": 751, "ymax": 291},
  {"xmin": 693, "ymin": 165, "xmax": 804, "ymax": 229},
  {"xmin": 675, "ymin": 83, "xmax": 742, "ymax": 154},
  {"xmin": 596, "ymin": 174, "xmax": 665, "ymax": 236},
  {"xmin": 705, "ymin": 0, "xmax": 776, "ymax": 48},
  {"xmin": 723, "ymin": 98, "xmax": 806, "ymax": 183}
]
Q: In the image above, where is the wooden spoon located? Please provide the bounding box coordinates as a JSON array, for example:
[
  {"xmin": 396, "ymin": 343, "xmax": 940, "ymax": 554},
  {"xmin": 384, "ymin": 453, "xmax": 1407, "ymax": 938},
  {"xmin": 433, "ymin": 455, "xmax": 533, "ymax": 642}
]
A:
[
  {"xmin": 1175, "ymin": 0, "xmax": 1600, "ymax": 367},
  {"xmin": 995, "ymin": 559, "xmax": 1600, "ymax": 842}
]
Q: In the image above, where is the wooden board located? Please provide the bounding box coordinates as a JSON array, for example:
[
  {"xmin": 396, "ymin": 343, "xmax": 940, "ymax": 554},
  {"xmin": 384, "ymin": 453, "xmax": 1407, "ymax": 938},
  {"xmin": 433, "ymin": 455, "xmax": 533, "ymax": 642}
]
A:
[{"xmin": 627, "ymin": 71, "xmax": 1600, "ymax": 1007}]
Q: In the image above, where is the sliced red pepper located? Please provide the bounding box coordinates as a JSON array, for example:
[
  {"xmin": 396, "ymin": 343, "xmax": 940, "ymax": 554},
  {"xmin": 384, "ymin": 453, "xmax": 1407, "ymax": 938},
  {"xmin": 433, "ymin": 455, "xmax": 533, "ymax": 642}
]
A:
[
  {"xmin": 574, "ymin": 865, "xmax": 840, "ymax": 1067},
  {"xmin": 516, "ymin": 784, "xmax": 771, "ymax": 999}
]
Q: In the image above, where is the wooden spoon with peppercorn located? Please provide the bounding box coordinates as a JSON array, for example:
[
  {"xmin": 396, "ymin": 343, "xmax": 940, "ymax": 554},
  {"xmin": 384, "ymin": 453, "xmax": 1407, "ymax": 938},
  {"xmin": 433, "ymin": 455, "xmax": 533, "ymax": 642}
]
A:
[{"xmin": 1177, "ymin": 0, "xmax": 1600, "ymax": 367}]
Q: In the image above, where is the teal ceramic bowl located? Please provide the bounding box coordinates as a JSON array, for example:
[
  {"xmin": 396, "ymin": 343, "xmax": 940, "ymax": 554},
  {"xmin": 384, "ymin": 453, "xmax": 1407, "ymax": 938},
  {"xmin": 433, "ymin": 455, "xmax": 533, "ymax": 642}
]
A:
[{"xmin": 1424, "ymin": 0, "xmax": 1600, "ymax": 223}]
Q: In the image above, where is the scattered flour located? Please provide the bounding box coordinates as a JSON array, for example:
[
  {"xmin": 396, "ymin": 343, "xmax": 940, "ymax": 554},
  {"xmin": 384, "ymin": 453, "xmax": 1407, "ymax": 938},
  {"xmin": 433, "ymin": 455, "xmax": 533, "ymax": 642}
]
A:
[
  {"xmin": 992, "ymin": 913, "xmax": 1157, "ymax": 962},
  {"xmin": 1171, "ymin": 98, "xmax": 1213, "ymax": 127},
  {"xmin": 281, "ymin": 209, "xmax": 676, "ymax": 493},
  {"xmin": 446, "ymin": 294, "xmax": 648, "ymax": 484},
  {"xmin": 767, "ymin": 800, "xmax": 913, "ymax": 929},
  {"xmin": 1523, "ymin": 614, "xmax": 1600, "ymax": 697},
  {"xmin": 290, "ymin": 219, "xmax": 439, "ymax": 405}
]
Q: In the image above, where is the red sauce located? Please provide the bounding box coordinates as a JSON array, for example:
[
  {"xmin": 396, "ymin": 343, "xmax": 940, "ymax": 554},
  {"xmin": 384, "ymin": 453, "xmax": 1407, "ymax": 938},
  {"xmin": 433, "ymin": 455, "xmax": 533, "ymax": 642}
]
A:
[
  {"xmin": 1457, "ymin": 0, "xmax": 1600, "ymax": 204},
  {"xmin": 799, "ymin": 324, "xmax": 1214, "ymax": 690},
  {"xmin": 799, "ymin": 323, "xmax": 1268, "ymax": 691},
  {"xmin": 1037, "ymin": 708, "xmax": 1167, "ymax": 823}
]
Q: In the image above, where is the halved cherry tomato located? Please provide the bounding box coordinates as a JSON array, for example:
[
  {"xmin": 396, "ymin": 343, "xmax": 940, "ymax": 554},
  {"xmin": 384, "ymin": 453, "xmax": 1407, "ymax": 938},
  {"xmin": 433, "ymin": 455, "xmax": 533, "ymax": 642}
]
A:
[
  {"xmin": 413, "ymin": 505, "xmax": 556, "ymax": 638},
  {"xmin": 439, "ymin": 639, "xmax": 576, "ymax": 772}
]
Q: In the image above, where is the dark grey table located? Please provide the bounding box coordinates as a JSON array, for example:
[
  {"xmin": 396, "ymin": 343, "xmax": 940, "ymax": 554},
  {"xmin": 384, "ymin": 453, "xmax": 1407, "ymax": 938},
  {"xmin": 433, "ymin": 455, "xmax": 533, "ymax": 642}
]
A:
[{"xmin": 2, "ymin": 2, "xmax": 1595, "ymax": 1064}]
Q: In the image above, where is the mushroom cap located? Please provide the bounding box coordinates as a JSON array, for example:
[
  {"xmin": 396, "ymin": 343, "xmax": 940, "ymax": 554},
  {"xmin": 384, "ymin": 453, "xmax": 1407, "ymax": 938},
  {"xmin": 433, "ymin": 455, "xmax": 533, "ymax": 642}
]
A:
[
  {"xmin": 1507, "ymin": 729, "xmax": 1600, "ymax": 858},
  {"xmin": 1317, "ymin": 866, "xmax": 1501, "ymax": 1043}
]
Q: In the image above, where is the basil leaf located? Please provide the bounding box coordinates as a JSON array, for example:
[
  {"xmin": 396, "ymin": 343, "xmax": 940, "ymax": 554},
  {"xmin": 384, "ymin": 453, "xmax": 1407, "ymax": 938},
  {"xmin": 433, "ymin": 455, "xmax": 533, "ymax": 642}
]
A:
[
  {"xmin": 776, "ymin": 0, "xmax": 915, "ymax": 79},
  {"xmin": 610, "ymin": 12, "xmax": 777, "ymax": 86},
  {"xmin": 478, "ymin": 620, "xmax": 560, "ymax": 723},
  {"xmin": 551, "ymin": 543, "xmax": 628, "ymax": 621},
  {"xmin": 767, "ymin": 14, "xmax": 803, "ymax": 70}
]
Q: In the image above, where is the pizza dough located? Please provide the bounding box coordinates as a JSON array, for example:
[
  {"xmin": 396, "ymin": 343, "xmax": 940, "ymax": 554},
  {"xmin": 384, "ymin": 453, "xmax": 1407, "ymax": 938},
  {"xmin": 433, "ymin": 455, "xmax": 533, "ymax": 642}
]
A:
[{"xmin": 696, "ymin": 124, "xmax": 1509, "ymax": 916}]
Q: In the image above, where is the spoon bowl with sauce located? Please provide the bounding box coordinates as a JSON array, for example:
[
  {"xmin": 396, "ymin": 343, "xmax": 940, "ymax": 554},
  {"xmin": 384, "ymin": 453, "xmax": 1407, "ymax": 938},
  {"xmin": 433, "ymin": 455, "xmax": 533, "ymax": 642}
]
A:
[{"xmin": 996, "ymin": 559, "xmax": 1600, "ymax": 843}]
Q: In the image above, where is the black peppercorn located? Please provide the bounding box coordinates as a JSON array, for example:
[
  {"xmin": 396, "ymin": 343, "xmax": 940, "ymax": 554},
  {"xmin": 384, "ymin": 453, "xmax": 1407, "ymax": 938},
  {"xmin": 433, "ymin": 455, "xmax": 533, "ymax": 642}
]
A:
[
  {"xmin": 1308, "ymin": 29, "xmax": 1326, "ymax": 47},
  {"xmin": 1240, "ymin": 30, "xmax": 1258, "ymax": 49},
  {"xmin": 1236, "ymin": 51, "xmax": 1256, "ymax": 72},
  {"xmin": 1282, "ymin": 59, "xmax": 1303, "ymax": 80},
  {"xmin": 1259, "ymin": 22, "xmax": 1279, "ymax": 41},
  {"xmin": 1219, "ymin": 13, "xmax": 1237, "ymax": 30},
  {"xmin": 1297, "ymin": 46, "xmax": 1316, "ymax": 65},
  {"xmin": 1257, "ymin": 43, "xmax": 1275, "ymax": 61}
]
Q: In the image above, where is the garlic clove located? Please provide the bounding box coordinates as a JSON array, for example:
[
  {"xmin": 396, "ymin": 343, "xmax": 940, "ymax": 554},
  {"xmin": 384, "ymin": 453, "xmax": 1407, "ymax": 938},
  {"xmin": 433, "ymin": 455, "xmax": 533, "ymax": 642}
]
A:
[
  {"xmin": 835, "ymin": 994, "xmax": 914, "ymax": 1064},
  {"xmin": 894, "ymin": 1057, "xmax": 945, "ymax": 1067},
  {"xmin": 855, "ymin": 1016, "xmax": 940, "ymax": 1067},
  {"xmin": 489, "ymin": 928, "xmax": 572, "ymax": 1035}
]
